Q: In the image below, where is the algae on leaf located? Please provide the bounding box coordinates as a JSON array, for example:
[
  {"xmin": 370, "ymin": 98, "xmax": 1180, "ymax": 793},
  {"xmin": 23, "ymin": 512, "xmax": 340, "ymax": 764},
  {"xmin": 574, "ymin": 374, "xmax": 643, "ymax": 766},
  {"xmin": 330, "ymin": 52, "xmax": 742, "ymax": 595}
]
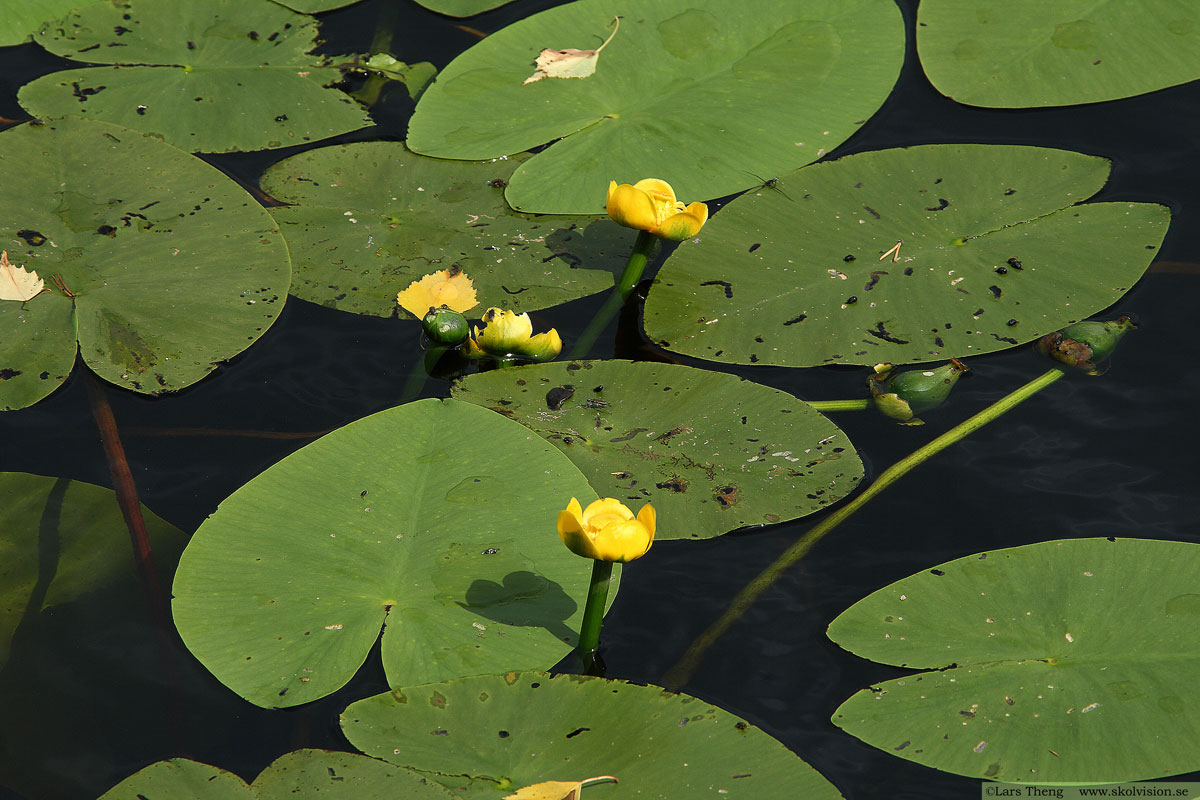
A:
[{"xmin": 20, "ymin": 0, "xmax": 369, "ymax": 153}]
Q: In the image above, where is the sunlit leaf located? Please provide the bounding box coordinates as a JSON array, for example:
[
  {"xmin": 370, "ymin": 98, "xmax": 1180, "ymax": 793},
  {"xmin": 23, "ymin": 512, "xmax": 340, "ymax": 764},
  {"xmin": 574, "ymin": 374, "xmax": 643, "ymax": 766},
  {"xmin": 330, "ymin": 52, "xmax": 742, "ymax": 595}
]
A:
[
  {"xmin": 0, "ymin": 252, "xmax": 44, "ymax": 302},
  {"xmin": 396, "ymin": 269, "xmax": 479, "ymax": 318},
  {"xmin": 523, "ymin": 18, "xmax": 618, "ymax": 85}
]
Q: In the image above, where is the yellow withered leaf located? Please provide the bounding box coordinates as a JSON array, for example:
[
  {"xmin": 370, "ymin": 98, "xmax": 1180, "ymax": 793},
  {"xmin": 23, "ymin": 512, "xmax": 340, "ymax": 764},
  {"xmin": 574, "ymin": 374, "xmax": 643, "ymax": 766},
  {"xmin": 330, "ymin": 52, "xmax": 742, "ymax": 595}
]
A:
[
  {"xmin": 396, "ymin": 268, "xmax": 478, "ymax": 318},
  {"xmin": 0, "ymin": 251, "xmax": 44, "ymax": 302},
  {"xmin": 504, "ymin": 776, "xmax": 617, "ymax": 800},
  {"xmin": 523, "ymin": 17, "xmax": 619, "ymax": 85}
]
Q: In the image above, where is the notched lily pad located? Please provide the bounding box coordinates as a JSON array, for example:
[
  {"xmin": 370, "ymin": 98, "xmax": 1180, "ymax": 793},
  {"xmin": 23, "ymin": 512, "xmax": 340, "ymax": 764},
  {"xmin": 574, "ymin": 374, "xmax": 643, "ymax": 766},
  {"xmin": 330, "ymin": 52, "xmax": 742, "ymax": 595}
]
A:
[
  {"xmin": 407, "ymin": 0, "xmax": 904, "ymax": 214},
  {"xmin": 0, "ymin": 117, "xmax": 291, "ymax": 410},
  {"xmin": 342, "ymin": 671, "xmax": 844, "ymax": 799},
  {"xmin": 20, "ymin": 0, "xmax": 369, "ymax": 153},
  {"xmin": 172, "ymin": 399, "xmax": 608, "ymax": 708},
  {"xmin": 829, "ymin": 538, "xmax": 1200, "ymax": 784},
  {"xmin": 452, "ymin": 360, "xmax": 864, "ymax": 540},
  {"xmin": 0, "ymin": 0, "xmax": 81, "ymax": 47},
  {"xmin": 645, "ymin": 144, "xmax": 1169, "ymax": 368},
  {"xmin": 260, "ymin": 142, "xmax": 623, "ymax": 316}
]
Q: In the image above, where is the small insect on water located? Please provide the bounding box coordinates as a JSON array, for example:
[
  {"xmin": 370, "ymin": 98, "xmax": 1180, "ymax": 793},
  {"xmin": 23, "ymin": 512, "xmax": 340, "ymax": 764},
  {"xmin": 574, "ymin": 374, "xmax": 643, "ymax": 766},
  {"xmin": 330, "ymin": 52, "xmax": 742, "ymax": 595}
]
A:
[{"xmin": 745, "ymin": 171, "xmax": 792, "ymax": 201}]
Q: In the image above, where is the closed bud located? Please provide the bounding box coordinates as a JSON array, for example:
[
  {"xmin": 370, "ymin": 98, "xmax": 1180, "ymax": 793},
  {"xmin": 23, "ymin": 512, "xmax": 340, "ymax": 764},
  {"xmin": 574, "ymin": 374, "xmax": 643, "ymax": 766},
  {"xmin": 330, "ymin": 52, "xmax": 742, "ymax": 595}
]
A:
[
  {"xmin": 1036, "ymin": 315, "xmax": 1135, "ymax": 375},
  {"xmin": 869, "ymin": 359, "xmax": 969, "ymax": 425},
  {"xmin": 421, "ymin": 306, "xmax": 470, "ymax": 346}
]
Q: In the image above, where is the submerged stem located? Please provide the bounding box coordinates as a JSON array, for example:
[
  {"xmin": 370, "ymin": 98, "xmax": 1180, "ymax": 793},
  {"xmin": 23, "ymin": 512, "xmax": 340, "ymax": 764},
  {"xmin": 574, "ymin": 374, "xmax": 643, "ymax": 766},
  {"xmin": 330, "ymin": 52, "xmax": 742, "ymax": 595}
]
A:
[
  {"xmin": 662, "ymin": 367, "xmax": 1067, "ymax": 688},
  {"xmin": 807, "ymin": 398, "xmax": 872, "ymax": 412}
]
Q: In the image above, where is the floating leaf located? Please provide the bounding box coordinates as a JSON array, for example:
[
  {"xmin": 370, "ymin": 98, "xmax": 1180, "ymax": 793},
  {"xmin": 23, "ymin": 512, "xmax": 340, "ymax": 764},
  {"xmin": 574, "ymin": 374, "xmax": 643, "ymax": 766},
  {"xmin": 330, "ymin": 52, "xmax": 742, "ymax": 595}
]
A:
[
  {"xmin": 917, "ymin": 0, "xmax": 1200, "ymax": 107},
  {"xmin": 0, "ymin": 472, "xmax": 186, "ymax": 674},
  {"xmin": 0, "ymin": 251, "xmax": 44, "ymax": 302},
  {"xmin": 0, "ymin": 0, "xmax": 80, "ymax": 47},
  {"xmin": 644, "ymin": 144, "xmax": 1169, "ymax": 368},
  {"xmin": 396, "ymin": 269, "xmax": 479, "ymax": 319},
  {"xmin": 523, "ymin": 18, "xmax": 618, "ymax": 85},
  {"xmin": 0, "ymin": 117, "xmax": 291, "ymax": 411},
  {"xmin": 412, "ymin": 0, "xmax": 516, "ymax": 17},
  {"xmin": 99, "ymin": 750, "xmax": 455, "ymax": 799},
  {"xmin": 452, "ymin": 360, "xmax": 863, "ymax": 539},
  {"xmin": 20, "ymin": 0, "xmax": 368, "ymax": 153},
  {"xmin": 829, "ymin": 538, "xmax": 1200, "ymax": 784},
  {"xmin": 342, "ymin": 672, "xmax": 843, "ymax": 799},
  {"xmin": 407, "ymin": 0, "xmax": 904, "ymax": 214},
  {"xmin": 172, "ymin": 399, "xmax": 610, "ymax": 708},
  {"xmin": 505, "ymin": 776, "xmax": 617, "ymax": 800},
  {"xmin": 260, "ymin": 141, "xmax": 623, "ymax": 316},
  {"xmin": 270, "ymin": 0, "xmax": 361, "ymax": 12}
]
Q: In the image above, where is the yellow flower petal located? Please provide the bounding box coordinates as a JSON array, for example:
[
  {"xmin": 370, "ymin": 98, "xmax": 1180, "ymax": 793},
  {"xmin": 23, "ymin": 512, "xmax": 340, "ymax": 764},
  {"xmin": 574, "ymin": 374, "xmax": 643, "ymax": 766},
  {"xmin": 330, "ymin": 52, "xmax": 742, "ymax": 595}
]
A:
[
  {"xmin": 582, "ymin": 498, "xmax": 634, "ymax": 524},
  {"xmin": 558, "ymin": 498, "xmax": 655, "ymax": 562},
  {"xmin": 468, "ymin": 308, "xmax": 561, "ymax": 361},
  {"xmin": 396, "ymin": 269, "xmax": 479, "ymax": 318},
  {"xmin": 591, "ymin": 519, "xmax": 653, "ymax": 562},
  {"xmin": 636, "ymin": 503, "xmax": 656, "ymax": 539},
  {"xmin": 605, "ymin": 179, "xmax": 706, "ymax": 241},
  {"xmin": 606, "ymin": 182, "xmax": 658, "ymax": 231}
]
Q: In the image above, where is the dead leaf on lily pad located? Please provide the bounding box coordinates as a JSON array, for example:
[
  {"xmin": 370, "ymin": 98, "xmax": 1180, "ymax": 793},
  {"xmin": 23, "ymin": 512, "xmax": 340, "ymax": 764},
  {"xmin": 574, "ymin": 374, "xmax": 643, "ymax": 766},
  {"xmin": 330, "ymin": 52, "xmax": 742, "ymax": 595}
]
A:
[
  {"xmin": 523, "ymin": 17, "xmax": 619, "ymax": 85},
  {"xmin": 504, "ymin": 775, "xmax": 617, "ymax": 800},
  {"xmin": 0, "ymin": 251, "xmax": 44, "ymax": 302},
  {"xmin": 396, "ymin": 267, "xmax": 479, "ymax": 318}
]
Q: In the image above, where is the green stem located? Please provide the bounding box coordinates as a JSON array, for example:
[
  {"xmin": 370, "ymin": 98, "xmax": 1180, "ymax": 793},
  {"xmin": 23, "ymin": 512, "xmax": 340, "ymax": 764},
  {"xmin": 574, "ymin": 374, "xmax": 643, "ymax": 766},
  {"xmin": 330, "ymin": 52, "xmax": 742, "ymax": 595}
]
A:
[
  {"xmin": 807, "ymin": 398, "xmax": 872, "ymax": 412},
  {"xmin": 577, "ymin": 559, "xmax": 614, "ymax": 656},
  {"xmin": 662, "ymin": 367, "xmax": 1066, "ymax": 689},
  {"xmin": 616, "ymin": 230, "xmax": 657, "ymax": 297},
  {"xmin": 568, "ymin": 289, "xmax": 626, "ymax": 360}
]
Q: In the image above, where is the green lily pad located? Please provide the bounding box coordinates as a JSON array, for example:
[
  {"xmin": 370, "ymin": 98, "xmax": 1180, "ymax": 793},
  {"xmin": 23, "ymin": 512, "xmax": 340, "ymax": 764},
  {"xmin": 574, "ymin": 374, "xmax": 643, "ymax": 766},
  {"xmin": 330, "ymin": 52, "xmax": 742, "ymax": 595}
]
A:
[
  {"xmin": 271, "ymin": 0, "xmax": 362, "ymax": 12},
  {"xmin": 412, "ymin": 0, "xmax": 516, "ymax": 17},
  {"xmin": 260, "ymin": 142, "xmax": 623, "ymax": 316},
  {"xmin": 99, "ymin": 750, "xmax": 455, "ymax": 799},
  {"xmin": 644, "ymin": 144, "xmax": 1169, "ymax": 368},
  {"xmin": 342, "ymin": 671, "xmax": 844, "ymax": 799},
  {"xmin": 407, "ymin": 0, "xmax": 904, "ymax": 214},
  {"xmin": 917, "ymin": 0, "xmax": 1200, "ymax": 108},
  {"xmin": 172, "ymin": 398, "xmax": 611, "ymax": 709},
  {"xmin": 0, "ymin": 472, "xmax": 186, "ymax": 673},
  {"xmin": 20, "ymin": 0, "xmax": 369, "ymax": 153},
  {"xmin": 828, "ymin": 538, "xmax": 1200, "ymax": 784},
  {"xmin": 0, "ymin": 117, "xmax": 291, "ymax": 410},
  {"xmin": 0, "ymin": 0, "xmax": 80, "ymax": 46},
  {"xmin": 452, "ymin": 360, "xmax": 863, "ymax": 540}
]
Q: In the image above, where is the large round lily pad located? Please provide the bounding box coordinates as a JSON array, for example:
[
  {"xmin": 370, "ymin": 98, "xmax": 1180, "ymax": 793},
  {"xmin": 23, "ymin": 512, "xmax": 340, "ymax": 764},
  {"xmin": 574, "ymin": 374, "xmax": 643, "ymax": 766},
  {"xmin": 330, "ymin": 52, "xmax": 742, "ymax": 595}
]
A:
[
  {"xmin": 644, "ymin": 144, "xmax": 1169, "ymax": 368},
  {"xmin": 20, "ymin": 0, "xmax": 368, "ymax": 153},
  {"xmin": 260, "ymin": 142, "xmax": 623, "ymax": 316},
  {"xmin": 0, "ymin": 117, "xmax": 291, "ymax": 410},
  {"xmin": 407, "ymin": 0, "xmax": 904, "ymax": 214},
  {"xmin": 99, "ymin": 750, "xmax": 454, "ymax": 799},
  {"xmin": 342, "ymin": 671, "xmax": 844, "ymax": 799},
  {"xmin": 829, "ymin": 538, "xmax": 1200, "ymax": 784},
  {"xmin": 0, "ymin": 472, "xmax": 186, "ymax": 673},
  {"xmin": 0, "ymin": 0, "xmax": 80, "ymax": 46},
  {"xmin": 452, "ymin": 360, "xmax": 863, "ymax": 540},
  {"xmin": 172, "ymin": 398, "xmax": 611, "ymax": 709},
  {"xmin": 917, "ymin": 0, "xmax": 1200, "ymax": 108},
  {"xmin": 412, "ymin": 0, "xmax": 516, "ymax": 17}
]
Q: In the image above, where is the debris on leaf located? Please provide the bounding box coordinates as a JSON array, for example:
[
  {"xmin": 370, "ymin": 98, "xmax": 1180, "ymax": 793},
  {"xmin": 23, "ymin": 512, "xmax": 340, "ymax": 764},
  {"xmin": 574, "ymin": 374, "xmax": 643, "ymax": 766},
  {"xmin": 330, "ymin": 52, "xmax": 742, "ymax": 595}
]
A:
[
  {"xmin": 397, "ymin": 268, "xmax": 479, "ymax": 319},
  {"xmin": 523, "ymin": 17, "xmax": 619, "ymax": 85},
  {"xmin": 0, "ymin": 251, "xmax": 44, "ymax": 302},
  {"xmin": 504, "ymin": 775, "xmax": 618, "ymax": 800}
]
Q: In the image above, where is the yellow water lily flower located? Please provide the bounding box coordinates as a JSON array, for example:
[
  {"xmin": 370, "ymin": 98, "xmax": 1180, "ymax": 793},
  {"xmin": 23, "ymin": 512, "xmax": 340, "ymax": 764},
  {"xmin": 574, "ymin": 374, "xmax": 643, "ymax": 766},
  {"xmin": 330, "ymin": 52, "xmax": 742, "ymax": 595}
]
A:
[
  {"xmin": 465, "ymin": 307, "xmax": 562, "ymax": 361},
  {"xmin": 606, "ymin": 178, "xmax": 707, "ymax": 241},
  {"xmin": 558, "ymin": 497, "xmax": 655, "ymax": 563},
  {"xmin": 396, "ymin": 268, "xmax": 478, "ymax": 318}
]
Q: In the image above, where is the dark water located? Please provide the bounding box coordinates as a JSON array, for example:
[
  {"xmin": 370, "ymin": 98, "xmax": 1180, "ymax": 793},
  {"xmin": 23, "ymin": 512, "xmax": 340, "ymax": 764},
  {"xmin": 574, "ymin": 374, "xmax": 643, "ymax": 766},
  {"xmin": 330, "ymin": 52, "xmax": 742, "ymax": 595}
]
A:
[{"xmin": 2, "ymin": 1, "xmax": 1199, "ymax": 798}]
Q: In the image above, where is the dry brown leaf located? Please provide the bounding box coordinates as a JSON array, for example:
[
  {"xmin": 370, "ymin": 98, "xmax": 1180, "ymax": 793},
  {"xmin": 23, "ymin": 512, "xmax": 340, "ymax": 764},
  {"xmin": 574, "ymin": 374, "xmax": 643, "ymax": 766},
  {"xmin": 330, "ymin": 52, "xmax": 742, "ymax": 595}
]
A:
[
  {"xmin": 0, "ymin": 251, "xmax": 44, "ymax": 302},
  {"xmin": 523, "ymin": 17, "xmax": 619, "ymax": 85},
  {"xmin": 504, "ymin": 775, "xmax": 617, "ymax": 800}
]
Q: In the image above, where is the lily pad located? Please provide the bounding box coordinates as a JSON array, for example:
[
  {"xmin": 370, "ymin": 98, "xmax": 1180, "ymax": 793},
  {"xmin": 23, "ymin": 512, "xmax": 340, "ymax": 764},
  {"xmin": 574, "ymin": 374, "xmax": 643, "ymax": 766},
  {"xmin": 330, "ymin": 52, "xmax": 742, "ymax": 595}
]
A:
[
  {"xmin": 342, "ymin": 671, "xmax": 844, "ymax": 800},
  {"xmin": 412, "ymin": 0, "xmax": 516, "ymax": 17},
  {"xmin": 0, "ymin": 117, "xmax": 291, "ymax": 411},
  {"xmin": 260, "ymin": 142, "xmax": 624, "ymax": 316},
  {"xmin": 917, "ymin": 0, "xmax": 1200, "ymax": 108},
  {"xmin": 828, "ymin": 538, "xmax": 1200, "ymax": 784},
  {"xmin": 644, "ymin": 144, "xmax": 1169, "ymax": 368},
  {"xmin": 452, "ymin": 360, "xmax": 863, "ymax": 540},
  {"xmin": 99, "ymin": 750, "xmax": 454, "ymax": 799},
  {"xmin": 0, "ymin": 0, "xmax": 80, "ymax": 46},
  {"xmin": 20, "ymin": 0, "xmax": 369, "ymax": 153},
  {"xmin": 172, "ymin": 398, "xmax": 611, "ymax": 709},
  {"xmin": 272, "ymin": 0, "xmax": 362, "ymax": 12},
  {"xmin": 407, "ymin": 0, "xmax": 904, "ymax": 214},
  {"xmin": 0, "ymin": 472, "xmax": 186, "ymax": 673}
]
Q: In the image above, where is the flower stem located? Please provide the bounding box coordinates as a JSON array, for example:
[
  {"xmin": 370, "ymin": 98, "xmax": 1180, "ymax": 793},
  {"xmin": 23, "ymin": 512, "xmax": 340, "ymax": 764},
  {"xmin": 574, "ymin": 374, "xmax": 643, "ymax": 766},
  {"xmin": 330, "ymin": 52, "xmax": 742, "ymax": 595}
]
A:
[
  {"xmin": 577, "ymin": 558, "xmax": 614, "ymax": 658},
  {"xmin": 616, "ymin": 230, "xmax": 658, "ymax": 297},
  {"xmin": 662, "ymin": 367, "xmax": 1067, "ymax": 689},
  {"xmin": 807, "ymin": 398, "xmax": 872, "ymax": 412},
  {"xmin": 568, "ymin": 289, "xmax": 626, "ymax": 360}
]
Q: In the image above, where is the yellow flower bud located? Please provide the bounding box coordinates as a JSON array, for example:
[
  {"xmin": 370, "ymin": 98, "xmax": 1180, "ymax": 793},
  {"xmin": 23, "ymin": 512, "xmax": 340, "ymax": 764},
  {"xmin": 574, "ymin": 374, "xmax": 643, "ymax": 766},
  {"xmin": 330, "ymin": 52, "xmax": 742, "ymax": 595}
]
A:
[
  {"xmin": 557, "ymin": 497, "xmax": 655, "ymax": 563},
  {"xmin": 465, "ymin": 307, "xmax": 562, "ymax": 361},
  {"xmin": 606, "ymin": 179, "xmax": 707, "ymax": 241}
]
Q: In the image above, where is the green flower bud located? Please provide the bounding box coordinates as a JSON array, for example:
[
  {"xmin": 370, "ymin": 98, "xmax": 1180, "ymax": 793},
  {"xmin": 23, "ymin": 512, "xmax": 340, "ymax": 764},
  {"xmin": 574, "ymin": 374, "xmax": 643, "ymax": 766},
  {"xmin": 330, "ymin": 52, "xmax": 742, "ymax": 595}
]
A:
[
  {"xmin": 422, "ymin": 306, "xmax": 470, "ymax": 346},
  {"xmin": 1036, "ymin": 315, "xmax": 1135, "ymax": 375},
  {"xmin": 869, "ymin": 359, "xmax": 969, "ymax": 425}
]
